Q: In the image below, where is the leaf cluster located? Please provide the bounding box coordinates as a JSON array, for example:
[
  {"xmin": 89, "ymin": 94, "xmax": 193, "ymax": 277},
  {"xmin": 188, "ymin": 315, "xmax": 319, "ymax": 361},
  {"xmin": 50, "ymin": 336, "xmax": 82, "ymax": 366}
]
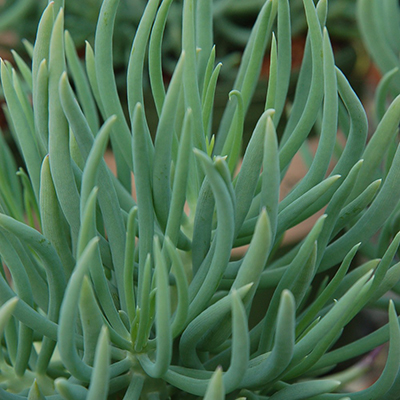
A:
[{"xmin": 0, "ymin": 0, "xmax": 400, "ymax": 399}]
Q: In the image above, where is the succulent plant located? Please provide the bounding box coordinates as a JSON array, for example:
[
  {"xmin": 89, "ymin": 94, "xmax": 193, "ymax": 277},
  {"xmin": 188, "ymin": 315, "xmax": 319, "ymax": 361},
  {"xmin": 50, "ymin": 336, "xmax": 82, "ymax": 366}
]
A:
[
  {"xmin": 0, "ymin": 0, "xmax": 359, "ymax": 75},
  {"xmin": 357, "ymin": 0, "xmax": 400, "ymax": 114},
  {"xmin": 1, "ymin": 0, "xmax": 400, "ymax": 399}
]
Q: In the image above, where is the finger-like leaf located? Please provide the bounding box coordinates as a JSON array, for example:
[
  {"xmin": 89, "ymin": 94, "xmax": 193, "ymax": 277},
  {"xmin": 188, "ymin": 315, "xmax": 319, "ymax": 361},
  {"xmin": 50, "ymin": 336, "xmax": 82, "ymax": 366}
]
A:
[
  {"xmin": 0, "ymin": 298, "xmax": 18, "ymax": 336},
  {"xmin": 234, "ymin": 110, "xmax": 272, "ymax": 236},
  {"xmin": 182, "ymin": 0, "xmax": 206, "ymax": 155},
  {"xmin": 55, "ymin": 378, "xmax": 88, "ymax": 400},
  {"xmin": 332, "ymin": 67, "xmax": 368, "ymax": 177},
  {"xmin": 272, "ymin": 0, "xmax": 291, "ymax": 125},
  {"xmin": 202, "ymin": 62, "xmax": 222, "ymax": 136},
  {"xmin": 188, "ymin": 151, "xmax": 235, "ymax": 320},
  {"xmin": 321, "ymin": 143, "xmax": 400, "ymax": 271},
  {"xmin": 350, "ymin": 94, "xmax": 400, "ymax": 200},
  {"xmin": 133, "ymin": 103, "xmax": 154, "ymax": 302},
  {"xmin": 297, "ymin": 243, "xmax": 360, "ymax": 336},
  {"xmin": 215, "ymin": 0, "xmax": 277, "ymax": 153},
  {"xmin": 165, "ymin": 108, "xmax": 193, "ymax": 248},
  {"xmin": 357, "ymin": 0, "xmax": 400, "ymax": 91},
  {"xmin": 1, "ymin": 61, "xmax": 42, "ymax": 200},
  {"xmin": 204, "ymin": 368, "xmax": 224, "ymax": 400},
  {"xmin": 260, "ymin": 116, "xmax": 280, "ymax": 240},
  {"xmin": 148, "ymin": 0, "xmax": 173, "ymax": 115},
  {"xmin": 95, "ymin": 0, "xmax": 132, "ymax": 170},
  {"xmin": 80, "ymin": 276, "xmax": 104, "ymax": 366},
  {"xmin": 40, "ymin": 155, "xmax": 75, "ymax": 277},
  {"xmin": 221, "ymin": 90, "xmax": 245, "ymax": 174},
  {"xmin": 27, "ymin": 380, "xmax": 46, "ymax": 400},
  {"xmin": 375, "ymin": 68, "xmax": 399, "ymax": 122},
  {"xmin": 86, "ymin": 326, "xmax": 111, "ymax": 400},
  {"xmin": 180, "ymin": 284, "xmax": 251, "ymax": 369},
  {"xmin": 280, "ymin": 27, "xmax": 337, "ymax": 207},
  {"xmin": 58, "ymin": 238, "xmax": 100, "ymax": 382},
  {"xmin": 64, "ymin": 30, "xmax": 99, "ymax": 134},
  {"xmin": 279, "ymin": 0, "xmax": 324, "ymax": 171},
  {"xmin": 242, "ymin": 290, "xmax": 295, "ymax": 388},
  {"xmin": 164, "ymin": 287, "xmax": 250, "ymax": 395},
  {"xmin": 268, "ymin": 380, "xmax": 341, "ymax": 400},
  {"xmin": 292, "ymin": 270, "xmax": 374, "ymax": 365},
  {"xmin": 138, "ymin": 237, "xmax": 172, "ymax": 378},
  {"xmin": 153, "ymin": 54, "xmax": 185, "ymax": 233},
  {"xmin": 124, "ymin": 207, "xmax": 138, "ymax": 323}
]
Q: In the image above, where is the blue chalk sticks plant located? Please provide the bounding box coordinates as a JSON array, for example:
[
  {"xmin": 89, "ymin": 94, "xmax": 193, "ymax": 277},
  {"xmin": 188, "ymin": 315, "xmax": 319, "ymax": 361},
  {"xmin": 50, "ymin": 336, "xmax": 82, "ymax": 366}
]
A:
[
  {"xmin": 357, "ymin": 0, "xmax": 400, "ymax": 119},
  {"xmin": 1, "ymin": 0, "xmax": 400, "ymax": 398}
]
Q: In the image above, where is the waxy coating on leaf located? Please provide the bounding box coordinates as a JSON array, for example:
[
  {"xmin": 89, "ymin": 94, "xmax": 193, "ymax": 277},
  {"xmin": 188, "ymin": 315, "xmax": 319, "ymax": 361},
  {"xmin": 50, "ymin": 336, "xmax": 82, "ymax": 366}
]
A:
[{"xmin": 0, "ymin": 0, "xmax": 400, "ymax": 398}]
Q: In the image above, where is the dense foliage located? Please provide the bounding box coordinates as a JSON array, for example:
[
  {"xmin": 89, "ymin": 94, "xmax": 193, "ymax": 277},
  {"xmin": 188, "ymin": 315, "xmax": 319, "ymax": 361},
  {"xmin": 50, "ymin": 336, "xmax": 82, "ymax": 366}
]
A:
[{"xmin": 1, "ymin": 0, "xmax": 400, "ymax": 399}]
